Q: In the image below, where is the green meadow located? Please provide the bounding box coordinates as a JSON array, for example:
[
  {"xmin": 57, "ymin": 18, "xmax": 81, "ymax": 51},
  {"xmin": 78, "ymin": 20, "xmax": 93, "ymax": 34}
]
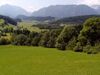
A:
[{"xmin": 0, "ymin": 45, "xmax": 100, "ymax": 75}]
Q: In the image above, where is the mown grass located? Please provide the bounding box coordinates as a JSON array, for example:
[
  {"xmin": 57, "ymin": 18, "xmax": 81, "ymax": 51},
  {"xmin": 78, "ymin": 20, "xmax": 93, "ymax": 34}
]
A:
[{"xmin": 0, "ymin": 45, "xmax": 100, "ymax": 75}]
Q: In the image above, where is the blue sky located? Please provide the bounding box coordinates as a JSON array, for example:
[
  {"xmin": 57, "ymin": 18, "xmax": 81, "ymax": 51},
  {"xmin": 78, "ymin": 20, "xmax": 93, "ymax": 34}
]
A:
[{"xmin": 0, "ymin": 0, "xmax": 100, "ymax": 12}]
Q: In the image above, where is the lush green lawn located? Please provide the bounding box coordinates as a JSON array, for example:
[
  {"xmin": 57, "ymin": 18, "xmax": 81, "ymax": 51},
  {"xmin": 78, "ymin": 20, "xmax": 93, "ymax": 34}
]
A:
[{"xmin": 0, "ymin": 45, "xmax": 100, "ymax": 75}]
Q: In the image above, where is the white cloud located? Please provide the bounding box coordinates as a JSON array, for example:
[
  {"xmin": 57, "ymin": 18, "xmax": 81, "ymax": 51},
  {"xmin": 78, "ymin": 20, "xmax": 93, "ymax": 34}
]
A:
[{"xmin": 78, "ymin": 0, "xmax": 100, "ymax": 5}]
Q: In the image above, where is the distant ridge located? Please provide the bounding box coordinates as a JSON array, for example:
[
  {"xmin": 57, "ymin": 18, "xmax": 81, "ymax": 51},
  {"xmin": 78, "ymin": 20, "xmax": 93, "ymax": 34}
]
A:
[
  {"xmin": 32, "ymin": 5, "xmax": 97, "ymax": 18},
  {"xmin": 0, "ymin": 4, "xmax": 30, "ymax": 18}
]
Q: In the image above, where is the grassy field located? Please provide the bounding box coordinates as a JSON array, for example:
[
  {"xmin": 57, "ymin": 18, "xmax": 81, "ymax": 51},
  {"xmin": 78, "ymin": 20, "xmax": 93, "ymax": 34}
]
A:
[
  {"xmin": 18, "ymin": 21, "xmax": 41, "ymax": 32},
  {"xmin": 0, "ymin": 45, "xmax": 100, "ymax": 75}
]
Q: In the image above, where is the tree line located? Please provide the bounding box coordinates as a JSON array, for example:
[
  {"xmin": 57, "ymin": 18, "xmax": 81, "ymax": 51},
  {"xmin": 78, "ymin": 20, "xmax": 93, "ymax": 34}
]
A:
[{"xmin": 0, "ymin": 17, "xmax": 100, "ymax": 54}]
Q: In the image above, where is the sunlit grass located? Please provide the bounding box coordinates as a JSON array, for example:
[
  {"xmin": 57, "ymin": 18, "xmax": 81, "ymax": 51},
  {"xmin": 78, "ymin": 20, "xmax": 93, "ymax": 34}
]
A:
[{"xmin": 0, "ymin": 45, "xmax": 100, "ymax": 75}]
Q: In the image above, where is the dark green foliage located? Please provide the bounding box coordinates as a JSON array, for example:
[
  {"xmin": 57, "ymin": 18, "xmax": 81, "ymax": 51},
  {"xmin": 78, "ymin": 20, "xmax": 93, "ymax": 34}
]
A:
[
  {"xmin": 0, "ymin": 15, "xmax": 17, "ymax": 25},
  {"xmin": 24, "ymin": 38, "xmax": 32, "ymax": 46},
  {"xmin": 13, "ymin": 28, "xmax": 23, "ymax": 35},
  {"xmin": 79, "ymin": 17, "xmax": 100, "ymax": 46},
  {"xmin": 31, "ymin": 34, "xmax": 41, "ymax": 46},
  {"xmin": 0, "ymin": 38, "xmax": 10, "ymax": 45},
  {"xmin": 39, "ymin": 31, "xmax": 50, "ymax": 47},
  {"xmin": 66, "ymin": 37, "xmax": 77, "ymax": 50},
  {"xmin": 83, "ymin": 45, "xmax": 99, "ymax": 54},
  {"xmin": 29, "ymin": 32, "xmax": 38, "ymax": 38},
  {"xmin": 0, "ymin": 16, "xmax": 100, "ymax": 54},
  {"xmin": 39, "ymin": 29, "xmax": 61, "ymax": 48},
  {"xmin": 56, "ymin": 25, "xmax": 81, "ymax": 50},
  {"xmin": 74, "ymin": 42, "xmax": 83, "ymax": 52},
  {"xmin": 14, "ymin": 28, "xmax": 30, "ymax": 35},
  {"xmin": 22, "ymin": 28, "xmax": 30, "ymax": 35},
  {"xmin": 56, "ymin": 42, "xmax": 66, "ymax": 50},
  {"xmin": 47, "ymin": 29, "xmax": 61, "ymax": 48},
  {"xmin": 75, "ymin": 17, "xmax": 100, "ymax": 53},
  {"xmin": 12, "ymin": 34, "xmax": 28, "ymax": 45}
]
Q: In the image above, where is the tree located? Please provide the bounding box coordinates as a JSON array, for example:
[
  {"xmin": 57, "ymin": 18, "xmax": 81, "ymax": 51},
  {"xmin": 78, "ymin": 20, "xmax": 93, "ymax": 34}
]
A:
[
  {"xmin": 47, "ymin": 29, "xmax": 61, "ymax": 48},
  {"xmin": 31, "ymin": 33, "xmax": 41, "ymax": 46},
  {"xmin": 78, "ymin": 17, "xmax": 100, "ymax": 46},
  {"xmin": 75, "ymin": 17, "xmax": 100, "ymax": 53},
  {"xmin": 0, "ymin": 19, "xmax": 5, "ymax": 27},
  {"xmin": 12, "ymin": 34, "xmax": 28, "ymax": 45},
  {"xmin": 56, "ymin": 26, "xmax": 79, "ymax": 50},
  {"xmin": 39, "ymin": 31, "xmax": 50, "ymax": 47}
]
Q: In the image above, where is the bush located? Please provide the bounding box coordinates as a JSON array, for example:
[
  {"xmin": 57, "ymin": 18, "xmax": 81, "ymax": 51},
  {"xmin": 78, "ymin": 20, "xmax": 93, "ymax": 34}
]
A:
[
  {"xmin": 66, "ymin": 37, "xmax": 77, "ymax": 50},
  {"xmin": 31, "ymin": 34, "xmax": 41, "ymax": 46},
  {"xmin": 24, "ymin": 38, "xmax": 32, "ymax": 46},
  {"xmin": 83, "ymin": 45, "xmax": 100, "ymax": 54},
  {"xmin": 74, "ymin": 42, "xmax": 83, "ymax": 52},
  {"xmin": 0, "ymin": 38, "xmax": 10, "ymax": 45},
  {"xmin": 46, "ymin": 30, "xmax": 61, "ymax": 48},
  {"xmin": 55, "ymin": 42, "xmax": 66, "ymax": 50},
  {"xmin": 39, "ymin": 31, "xmax": 50, "ymax": 47},
  {"xmin": 12, "ymin": 34, "xmax": 27, "ymax": 45}
]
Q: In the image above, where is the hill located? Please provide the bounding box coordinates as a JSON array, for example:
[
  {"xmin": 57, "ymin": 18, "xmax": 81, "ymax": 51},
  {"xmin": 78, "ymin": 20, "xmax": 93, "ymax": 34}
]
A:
[
  {"xmin": 0, "ymin": 15, "xmax": 17, "ymax": 25},
  {"xmin": 50, "ymin": 15, "xmax": 100, "ymax": 25},
  {"xmin": 0, "ymin": 4, "xmax": 30, "ymax": 18},
  {"xmin": 92, "ymin": 5, "xmax": 100, "ymax": 14}
]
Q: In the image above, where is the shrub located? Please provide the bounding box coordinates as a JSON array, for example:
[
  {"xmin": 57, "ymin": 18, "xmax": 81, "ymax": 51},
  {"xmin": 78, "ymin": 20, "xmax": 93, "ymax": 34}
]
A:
[
  {"xmin": 12, "ymin": 34, "xmax": 27, "ymax": 45},
  {"xmin": 25, "ymin": 38, "xmax": 32, "ymax": 46},
  {"xmin": 55, "ymin": 42, "xmax": 66, "ymax": 50},
  {"xmin": 66, "ymin": 37, "xmax": 77, "ymax": 50},
  {"xmin": 74, "ymin": 42, "xmax": 83, "ymax": 52},
  {"xmin": 83, "ymin": 45, "xmax": 100, "ymax": 54},
  {"xmin": 31, "ymin": 34, "xmax": 41, "ymax": 46},
  {"xmin": 39, "ymin": 31, "xmax": 50, "ymax": 47},
  {"xmin": 0, "ymin": 38, "xmax": 10, "ymax": 45},
  {"xmin": 83, "ymin": 45, "xmax": 91, "ymax": 53}
]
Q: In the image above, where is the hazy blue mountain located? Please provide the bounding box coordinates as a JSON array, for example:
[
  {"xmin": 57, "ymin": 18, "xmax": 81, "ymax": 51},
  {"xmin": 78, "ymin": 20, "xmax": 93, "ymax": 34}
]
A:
[
  {"xmin": 0, "ymin": 4, "xmax": 30, "ymax": 18},
  {"xmin": 32, "ymin": 5, "xmax": 97, "ymax": 18},
  {"xmin": 92, "ymin": 5, "xmax": 100, "ymax": 14}
]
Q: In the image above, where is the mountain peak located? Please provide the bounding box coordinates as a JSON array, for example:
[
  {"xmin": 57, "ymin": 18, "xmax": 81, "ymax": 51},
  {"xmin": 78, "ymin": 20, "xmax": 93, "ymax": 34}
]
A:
[{"xmin": 0, "ymin": 4, "xmax": 31, "ymax": 18}]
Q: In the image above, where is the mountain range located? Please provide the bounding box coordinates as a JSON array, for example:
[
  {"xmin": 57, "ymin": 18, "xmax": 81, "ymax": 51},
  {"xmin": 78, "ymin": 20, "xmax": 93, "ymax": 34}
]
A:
[
  {"xmin": 32, "ymin": 5, "xmax": 97, "ymax": 18},
  {"xmin": 0, "ymin": 4, "xmax": 100, "ymax": 18}
]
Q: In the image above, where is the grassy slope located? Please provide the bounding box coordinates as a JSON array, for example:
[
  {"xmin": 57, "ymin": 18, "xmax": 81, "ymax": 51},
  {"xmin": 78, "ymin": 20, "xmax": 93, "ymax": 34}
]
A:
[
  {"xmin": 18, "ymin": 21, "xmax": 41, "ymax": 32},
  {"xmin": 0, "ymin": 45, "xmax": 100, "ymax": 75}
]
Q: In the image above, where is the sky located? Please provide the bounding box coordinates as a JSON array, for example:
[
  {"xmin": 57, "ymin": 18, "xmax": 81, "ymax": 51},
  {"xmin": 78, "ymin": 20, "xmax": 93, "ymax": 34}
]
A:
[{"xmin": 0, "ymin": 0, "xmax": 100, "ymax": 12}]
